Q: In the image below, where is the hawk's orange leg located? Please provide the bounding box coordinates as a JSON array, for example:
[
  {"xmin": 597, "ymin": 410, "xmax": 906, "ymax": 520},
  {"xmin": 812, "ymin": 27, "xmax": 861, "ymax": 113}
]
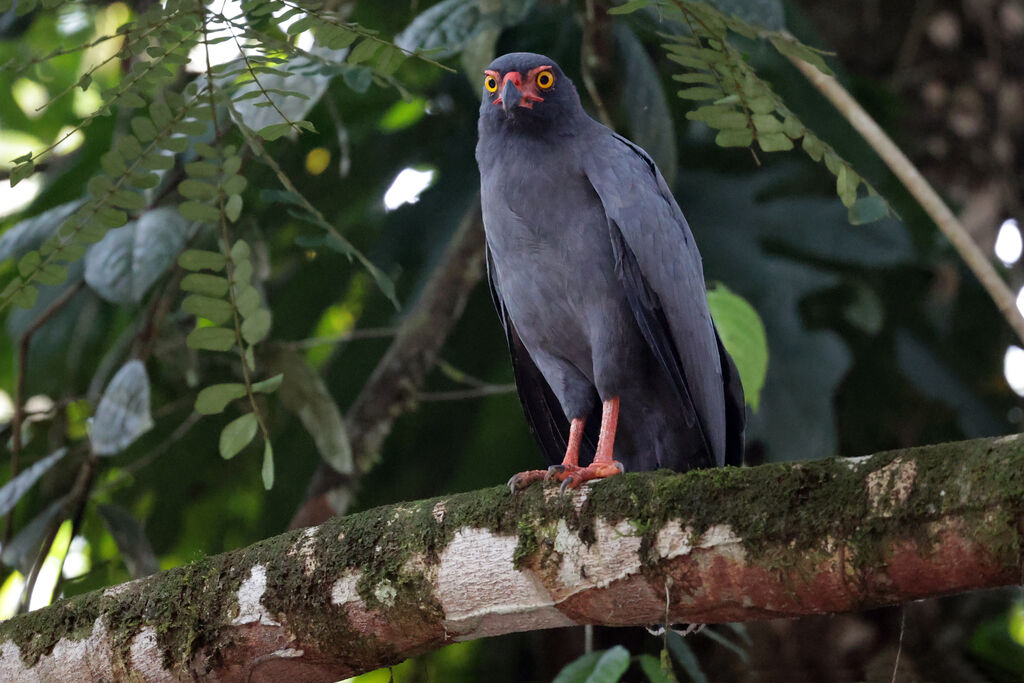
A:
[{"xmin": 507, "ymin": 397, "xmax": 624, "ymax": 492}]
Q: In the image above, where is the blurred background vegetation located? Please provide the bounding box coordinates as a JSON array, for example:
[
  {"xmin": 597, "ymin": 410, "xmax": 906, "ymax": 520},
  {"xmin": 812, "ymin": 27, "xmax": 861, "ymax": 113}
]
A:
[{"xmin": 0, "ymin": 0, "xmax": 1023, "ymax": 680}]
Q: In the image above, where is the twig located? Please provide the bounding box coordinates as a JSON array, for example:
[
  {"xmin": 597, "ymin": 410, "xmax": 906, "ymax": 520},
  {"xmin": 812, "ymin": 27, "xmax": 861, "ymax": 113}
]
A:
[
  {"xmin": 434, "ymin": 358, "xmax": 499, "ymax": 389},
  {"xmin": 4, "ymin": 280, "xmax": 86, "ymax": 550},
  {"xmin": 417, "ymin": 384, "xmax": 516, "ymax": 402},
  {"xmin": 279, "ymin": 327, "xmax": 396, "ymax": 351},
  {"xmin": 787, "ymin": 52, "xmax": 1024, "ymax": 346},
  {"xmin": 892, "ymin": 606, "xmax": 906, "ymax": 683}
]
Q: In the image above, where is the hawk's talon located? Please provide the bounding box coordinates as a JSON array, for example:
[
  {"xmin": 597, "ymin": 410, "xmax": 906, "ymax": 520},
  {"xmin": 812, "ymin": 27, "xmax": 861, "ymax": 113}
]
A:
[{"xmin": 545, "ymin": 464, "xmax": 565, "ymax": 481}]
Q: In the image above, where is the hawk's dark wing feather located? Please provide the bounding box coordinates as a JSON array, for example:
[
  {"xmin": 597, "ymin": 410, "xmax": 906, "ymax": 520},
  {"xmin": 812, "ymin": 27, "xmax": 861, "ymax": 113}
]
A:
[
  {"xmin": 485, "ymin": 246, "xmax": 599, "ymax": 466},
  {"xmin": 583, "ymin": 131, "xmax": 734, "ymax": 466}
]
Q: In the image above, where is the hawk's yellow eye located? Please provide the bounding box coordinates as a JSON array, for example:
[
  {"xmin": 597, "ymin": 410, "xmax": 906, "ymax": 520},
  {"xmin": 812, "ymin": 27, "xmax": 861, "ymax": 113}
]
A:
[
  {"xmin": 485, "ymin": 75, "xmax": 498, "ymax": 93},
  {"xmin": 536, "ymin": 71, "xmax": 554, "ymax": 89}
]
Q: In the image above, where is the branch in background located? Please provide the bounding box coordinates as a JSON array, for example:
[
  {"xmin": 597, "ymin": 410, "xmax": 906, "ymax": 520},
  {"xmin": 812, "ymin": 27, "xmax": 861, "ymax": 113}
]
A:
[
  {"xmin": 279, "ymin": 327, "xmax": 396, "ymax": 351},
  {"xmin": 3, "ymin": 280, "xmax": 86, "ymax": 550},
  {"xmin": 3, "ymin": 434, "xmax": 1023, "ymax": 680},
  {"xmin": 787, "ymin": 51, "xmax": 1024, "ymax": 345},
  {"xmin": 289, "ymin": 199, "xmax": 486, "ymax": 529}
]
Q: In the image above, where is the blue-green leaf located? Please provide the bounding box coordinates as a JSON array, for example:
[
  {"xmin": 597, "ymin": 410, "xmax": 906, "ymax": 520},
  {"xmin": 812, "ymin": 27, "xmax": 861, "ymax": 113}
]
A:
[
  {"xmin": 220, "ymin": 412, "xmax": 258, "ymax": 459},
  {"xmin": 90, "ymin": 360, "xmax": 154, "ymax": 456}
]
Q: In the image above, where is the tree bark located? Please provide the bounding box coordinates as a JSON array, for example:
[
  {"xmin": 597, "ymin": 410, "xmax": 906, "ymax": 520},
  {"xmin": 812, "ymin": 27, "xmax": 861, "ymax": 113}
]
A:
[{"xmin": 2, "ymin": 434, "xmax": 1022, "ymax": 681}]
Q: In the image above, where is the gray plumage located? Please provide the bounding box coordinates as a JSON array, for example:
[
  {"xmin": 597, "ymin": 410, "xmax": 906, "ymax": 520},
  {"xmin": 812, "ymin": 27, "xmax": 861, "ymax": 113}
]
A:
[{"xmin": 477, "ymin": 52, "xmax": 744, "ymax": 473}]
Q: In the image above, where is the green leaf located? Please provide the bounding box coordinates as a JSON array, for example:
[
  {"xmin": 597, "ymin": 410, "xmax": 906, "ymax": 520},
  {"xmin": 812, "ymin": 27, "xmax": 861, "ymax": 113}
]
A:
[
  {"xmin": 140, "ymin": 152, "xmax": 174, "ymax": 171},
  {"xmin": 17, "ymin": 250, "xmax": 41, "ymax": 278},
  {"xmin": 378, "ymin": 99, "xmax": 427, "ymax": 133},
  {"xmin": 677, "ymin": 86, "xmax": 724, "ymax": 101},
  {"xmin": 836, "ymin": 164, "xmax": 859, "ymax": 208},
  {"xmin": 184, "ymin": 160, "xmax": 219, "ymax": 178},
  {"xmin": 10, "ymin": 161, "xmax": 34, "ymax": 187},
  {"xmin": 181, "ymin": 273, "xmax": 230, "ymax": 297},
  {"xmin": 373, "ymin": 44, "xmax": 407, "ymax": 77},
  {"xmin": 347, "ymin": 38, "xmax": 382, "ymax": 65},
  {"xmin": 186, "ymin": 326, "xmax": 236, "ymax": 351},
  {"xmin": 768, "ymin": 35, "xmax": 833, "ymax": 76},
  {"xmin": 179, "ymin": 201, "xmax": 220, "ymax": 223},
  {"xmin": 235, "ymin": 284, "xmax": 261, "ymax": 317},
  {"xmin": 802, "ymin": 134, "xmax": 824, "ymax": 161},
  {"xmin": 12, "ymin": 282, "xmax": 38, "ymax": 309},
  {"xmin": 178, "ymin": 179, "xmax": 218, "ymax": 201},
  {"xmin": 195, "ymin": 383, "xmax": 247, "ymax": 415},
  {"xmin": 182, "ymin": 294, "xmax": 234, "ymax": 324},
  {"xmin": 586, "ymin": 646, "xmax": 630, "ymax": 683},
  {"xmin": 219, "ymin": 412, "xmax": 258, "ymax": 459},
  {"xmin": 756, "ymin": 132, "xmax": 794, "ymax": 152},
  {"xmin": 130, "ymin": 116, "xmax": 157, "ymax": 141},
  {"xmin": 251, "ymin": 373, "xmax": 283, "ymax": 393},
  {"xmin": 703, "ymin": 111, "xmax": 749, "ymax": 130},
  {"xmin": 111, "ymin": 189, "xmax": 145, "ymax": 210},
  {"xmin": 746, "ymin": 96, "xmax": 775, "ymax": 114},
  {"xmin": 285, "ymin": 14, "xmax": 315, "ymax": 35},
  {"xmin": 261, "ymin": 439, "xmax": 274, "ymax": 489},
  {"xmin": 34, "ymin": 264, "xmax": 68, "ymax": 286},
  {"xmin": 551, "ymin": 651, "xmax": 603, "ymax": 683},
  {"xmin": 88, "ymin": 175, "xmax": 115, "ymax": 199},
  {"xmin": 667, "ymin": 631, "xmax": 707, "ymax": 683},
  {"xmin": 751, "ymin": 114, "xmax": 783, "ymax": 133},
  {"xmin": 241, "ymin": 309, "xmax": 272, "ymax": 344},
  {"xmin": 686, "ymin": 104, "xmax": 733, "ymax": 124},
  {"xmin": 607, "ymin": 0, "xmax": 650, "ymax": 14},
  {"xmin": 257, "ymin": 122, "xmax": 293, "ymax": 141},
  {"xmin": 320, "ymin": 24, "xmax": 359, "ymax": 49},
  {"xmin": 223, "ymin": 174, "xmax": 247, "ymax": 195},
  {"xmin": 225, "ymin": 194, "xmax": 243, "ymax": 222},
  {"xmin": 101, "ymin": 151, "xmax": 127, "ymax": 176},
  {"xmin": 178, "ymin": 249, "xmax": 226, "ymax": 271},
  {"xmin": 715, "ymin": 129, "xmax": 753, "ymax": 147},
  {"xmin": 230, "ymin": 239, "xmax": 251, "ymax": 261},
  {"xmin": 96, "ymin": 207, "xmax": 128, "ymax": 228},
  {"xmin": 276, "ymin": 349, "xmax": 352, "ymax": 474},
  {"xmin": 636, "ymin": 654, "xmax": 673, "ymax": 683},
  {"xmin": 707, "ymin": 284, "xmax": 768, "ymax": 410},
  {"xmin": 848, "ymin": 195, "xmax": 888, "ymax": 225},
  {"xmin": 233, "ymin": 259, "xmax": 254, "ymax": 288}
]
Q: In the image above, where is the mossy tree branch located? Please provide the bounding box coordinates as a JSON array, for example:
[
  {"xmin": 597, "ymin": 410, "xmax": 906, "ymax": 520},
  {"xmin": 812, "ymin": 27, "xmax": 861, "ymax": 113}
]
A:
[{"xmin": 2, "ymin": 434, "xmax": 1023, "ymax": 681}]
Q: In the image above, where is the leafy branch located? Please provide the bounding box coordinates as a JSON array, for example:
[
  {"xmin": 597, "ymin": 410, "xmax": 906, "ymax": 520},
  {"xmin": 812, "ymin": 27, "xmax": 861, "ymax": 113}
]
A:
[{"xmin": 611, "ymin": 0, "xmax": 889, "ymax": 224}]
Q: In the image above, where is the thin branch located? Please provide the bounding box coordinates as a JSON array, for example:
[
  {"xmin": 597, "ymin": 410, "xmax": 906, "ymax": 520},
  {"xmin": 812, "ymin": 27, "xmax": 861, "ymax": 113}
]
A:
[
  {"xmin": 3, "ymin": 433, "xmax": 1023, "ymax": 680},
  {"xmin": 787, "ymin": 51, "xmax": 1024, "ymax": 345},
  {"xmin": 417, "ymin": 384, "xmax": 516, "ymax": 402},
  {"xmin": 3, "ymin": 280, "xmax": 85, "ymax": 550},
  {"xmin": 279, "ymin": 327, "xmax": 396, "ymax": 351}
]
